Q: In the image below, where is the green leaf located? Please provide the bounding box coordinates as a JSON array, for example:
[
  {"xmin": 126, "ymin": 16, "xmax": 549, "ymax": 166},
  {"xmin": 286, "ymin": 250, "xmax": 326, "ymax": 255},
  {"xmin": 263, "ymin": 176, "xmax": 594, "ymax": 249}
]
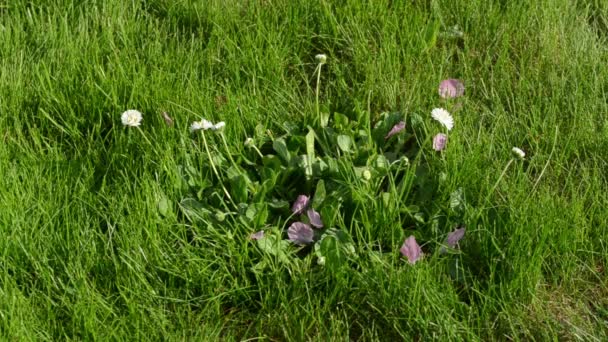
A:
[
  {"xmin": 449, "ymin": 187, "xmax": 465, "ymax": 213},
  {"xmin": 337, "ymin": 135, "xmax": 352, "ymax": 153},
  {"xmin": 246, "ymin": 202, "xmax": 268, "ymax": 228},
  {"xmin": 423, "ymin": 18, "xmax": 440, "ymax": 51},
  {"xmin": 334, "ymin": 112, "xmax": 350, "ymax": 128},
  {"xmin": 257, "ymin": 235, "xmax": 291, "ymax": 264},
  {"xmin": 305, "ymin": 129, "xmax": 315, "ymax": 178},
  {"xmin": 268, "ymin": 198, "xmax": 289, "ymax": 209},
  {"xmin": 314, "ymin": 229, "xmax": 356, "ymax": 271},
  {"xmin": 158, "ymin": 196, "xmax": 171, "ymax": 217},
  {"xmin": 179, "ymin": 198, "xmax": 212, "ymax": 222},
  {"xmin": 273, "ymin": 138, "xmax": 291, "ymax": 164},
  {"xmin": 230, "ymin": 175, "xmax": 249, "ymax": 204},
  {"xmin": 313, "ymin": 180, "xmax": 326, "ymax": 207}
]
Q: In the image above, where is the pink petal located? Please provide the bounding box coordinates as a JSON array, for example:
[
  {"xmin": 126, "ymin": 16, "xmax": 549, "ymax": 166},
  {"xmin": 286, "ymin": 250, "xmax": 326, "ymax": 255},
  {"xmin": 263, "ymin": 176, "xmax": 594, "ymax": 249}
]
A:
[
  {"xmin": 385, "ymin": 121, "xmax": 406, "ymax": 140},
  {"xmin": 291, "ymin": 195, "xmax": 310, "ymax": 214},
  {"xmin": 249, "ymin": 230, "xmax": 265, "ymax": 240},
  {"xmin": 438, "ymin": 79, "xmax": 465, "ymax": 99},
  {"xmin": 288, "ymin": 222, "xmax": 314, "ymax": 245},
  {"xmin": 446, "ymin": 227, "xmax": 465, "ymax": 248},
  {"xmin": 400, "ymin": 235, "xmax": 422, "ymax": 264},
  {"xmin": 432, "ymin": 133, "xmax": 448, "ymax": 151},
  {"xmin": 307, "ymin": 208, "xmax": 324, "ymax": 228}
]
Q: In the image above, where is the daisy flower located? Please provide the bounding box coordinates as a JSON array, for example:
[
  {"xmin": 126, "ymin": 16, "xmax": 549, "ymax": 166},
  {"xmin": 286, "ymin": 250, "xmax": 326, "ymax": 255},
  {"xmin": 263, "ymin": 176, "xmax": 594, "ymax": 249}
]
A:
[
  {"xmin": 438, "ymin": 79, "xmax": 465, "ymax": 99},
  {"xmin": 400, "ymin": 235, "xmax": 422, "ymax": 264},
  {"xmin": 288, "ymin": 222, "xmax": 314, "ymax": 245},
  {"xmin": 432, "ymin": 133, "xmax": 448, "ymax": 151},
  {"xmin": 431, "ymin": 108, "xmax": 454, "ymax": 131},
  {"xmin": 190, "ymin": 119, "xmax": 213, "ymax": 132},
  {"xmin": 385, "ymin": 121, "xmax": 406, "ymax": 140},
  {"xmin": 291, "ymin": 195, "xmax": 310, "ymax": 215},
  {"xmin": 121, "ymin": 109, "xmax": 143, "ymax": 127},
  {"xmin": 213, "ymin": 121, "xmax": 226, "ymax": 130},
  {"xmin": 315, "ymin": 54, "xmax": 327, "ymax": 64},
  {"xmin": 511, "ymin": 147, "xmax": 526, "ymax": 160}
]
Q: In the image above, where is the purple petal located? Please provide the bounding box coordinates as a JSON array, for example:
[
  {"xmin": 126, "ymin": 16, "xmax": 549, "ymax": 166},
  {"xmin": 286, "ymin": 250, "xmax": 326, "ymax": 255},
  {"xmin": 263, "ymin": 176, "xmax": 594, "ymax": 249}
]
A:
[
  {"xmin": 288, "ymin": 222, "xmax": 314, "ymax": 245},
  {"xmin": 446, "ymin": 227, "xmax": 466, "ymax": 248},
  {"xmin": 438, "ymin": 79, "xmax": 465, "ymax": 99},
  {"xmin": 400, "ymin": 235, "xmax": 422, "ymax": 264},
  {"xmin": 432, "ymin": 133, "xmax": 448, "ymax": 151},
  {"xmin": 291, "ymin": 195, "xmax": 310, "ymax": 214},
  {"xmin": 385, "ymin": 121, "xmax": 406, "ymax": 140},
  {"xmin": 249, "ymin": 230, "xmax": 264, "ymax": 240},
  {"xmin": 307, "ymin": 208, "xmax": 324, "ymax": 228}
]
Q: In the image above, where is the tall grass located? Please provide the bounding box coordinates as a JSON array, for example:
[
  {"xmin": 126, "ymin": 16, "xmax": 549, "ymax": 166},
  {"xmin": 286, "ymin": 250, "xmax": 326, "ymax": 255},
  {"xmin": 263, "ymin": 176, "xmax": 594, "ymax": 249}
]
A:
[{"xmin": 0, "ymin": 0, "xmax": 607, "ymax": 339}]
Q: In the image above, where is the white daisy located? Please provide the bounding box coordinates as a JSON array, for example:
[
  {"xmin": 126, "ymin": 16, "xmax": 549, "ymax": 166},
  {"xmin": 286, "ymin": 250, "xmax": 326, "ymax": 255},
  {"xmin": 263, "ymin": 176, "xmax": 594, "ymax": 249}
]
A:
[
  {"xmin": 315, "ymin": 54, "xmax": 327, "ymax": 64},
  {"xmin": 190, "ymin": 119, "xmax": 213, "ymax": 132},
  {"xmin": 213, "ymin": 121, "xmax": 226, "ymax": 130},
  {"xmin": 121, "ymin": 109, "xmax": 142, "ymax": 127},
  {"xmin": 431, "ymin": 108, "xmax": 454, "ymax": 131},
  {"xmin": 511, "ymin": 147, "xmax": 526, "ymax": 160}
]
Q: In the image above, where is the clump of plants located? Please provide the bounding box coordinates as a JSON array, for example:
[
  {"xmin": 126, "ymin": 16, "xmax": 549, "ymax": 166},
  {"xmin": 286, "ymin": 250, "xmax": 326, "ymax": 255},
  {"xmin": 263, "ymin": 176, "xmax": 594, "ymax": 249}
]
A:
[{"xmin": 121, "ymin": 55, "xmax": 527, "ymax": 273}]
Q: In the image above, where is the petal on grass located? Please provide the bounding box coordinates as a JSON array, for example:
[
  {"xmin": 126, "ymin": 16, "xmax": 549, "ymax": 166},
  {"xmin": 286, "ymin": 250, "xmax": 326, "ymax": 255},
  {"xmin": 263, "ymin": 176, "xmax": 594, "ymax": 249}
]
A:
[
  {"xmin": 438, "ymin": 79, "xmax": 465, "ymax": 98},
  {"xmin": 161, "ymin": 111, "xmax": 174, "ymax": 126},
  {"xmin": 307, "ymin": 208, "xmax": 324, "ymax": 228},
  {"xmin": 291, "ymin": 195, "xmax": 310, "ymax": 214},
  {"xmin": 432, "ymin": 133, "xmax": 448, "ymax": 151},
  {"xmin": 400, "ymin": 235, "xmax": 422, "ymax": 264},
  {"xmin": 250, "ymin": 230, "xmax": 265, "ymax": 240},
  {"xmin": 446, "ymin": 227, "xmax": 466, "ymax": 248},
  {"xmin": 385, "ymin": 121, "xmax": 406, "ymax": 139},
  {"xmin": 288, "ymin": 222, "xmax": 314, "ymax": 245}
]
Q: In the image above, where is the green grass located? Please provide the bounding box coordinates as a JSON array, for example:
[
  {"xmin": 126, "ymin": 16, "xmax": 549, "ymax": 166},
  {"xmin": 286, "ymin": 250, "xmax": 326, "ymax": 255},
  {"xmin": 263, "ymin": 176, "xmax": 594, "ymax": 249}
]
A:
[{"xmin": 1, "ymin": 0, "xmax": 608, "ymax": 340}]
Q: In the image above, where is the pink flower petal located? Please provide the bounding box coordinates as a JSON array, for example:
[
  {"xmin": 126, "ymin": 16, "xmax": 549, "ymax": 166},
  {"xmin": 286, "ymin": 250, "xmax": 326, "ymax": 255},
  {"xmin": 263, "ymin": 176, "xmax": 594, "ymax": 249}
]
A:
[
  {"xmin": 446, "ymin": 227, "xmax": 465, "ymax": 248},
  {"xmin": 249, "ymin": 230, "xmax": 265, "ymax": 240},
  {"xmin": 291, "ymin": 195, "xmax": 310, "ymax": 214},
  {"xmin": 432, "ymin": 133, "xmax": 448, "ymax": 151},
  {"xmin": 400, "ymin": 235, "xmax": 422, "ymax": 264},
  {"xmin": 288, "ymin": 222, "xmax": 314, "ymax": 245},
  {"xmin": 307, "ymin": 208, "xmax": 324, "ymax": 228},
  {"xmin": 385, "ymin": 121, "xmax": 406, "ymax": 140},
  {"xmin": 438, "ymin": 79, "xmax": 465, "ymax": 99}
]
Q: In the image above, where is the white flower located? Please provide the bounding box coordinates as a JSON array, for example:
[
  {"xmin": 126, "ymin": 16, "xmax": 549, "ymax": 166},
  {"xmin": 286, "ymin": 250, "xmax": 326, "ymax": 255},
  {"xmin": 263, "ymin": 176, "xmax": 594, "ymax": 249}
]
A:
[
  {"xmin": 244, "ymin": 137, "xmax": 253, "ymax": 146},
  {"xmin": 511, "ymin": 147, "xmax": 526, "ymax": 160},
  {"xmin": 213, "ymin": 121, "xmax": 226, "ymax": 130},
  {"xmin": 315, "ymin": 54, "xmax": 327, "ymax": 64},
  {"xmin": 121, "ymin": 110, "xmax": 142, "ymax": 127},
  {"xmin": 190, "ymin": 119, "xmax": 214, "ymax": 132},
  {"xmin": 431, "ymin": 108, "xmax": 454, "ymax": 131}
]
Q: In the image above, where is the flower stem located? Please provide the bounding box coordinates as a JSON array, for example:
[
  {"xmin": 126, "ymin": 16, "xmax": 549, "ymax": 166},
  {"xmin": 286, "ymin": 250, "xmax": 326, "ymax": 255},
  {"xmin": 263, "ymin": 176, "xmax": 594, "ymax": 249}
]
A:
[
  {"xmin": 136, "ymin": 127, "xmax": 159, "ymax": 158},
  {"xmin": 476, "ymin": 158, "xmax": 514, "ymax": 220},
  {"xmin": 201, "ymin": 130, "xmax": 238, "ymax": 209},
  {"xmin": 315, "ymin": 63, "xmax": 323, "ymax": 126}
]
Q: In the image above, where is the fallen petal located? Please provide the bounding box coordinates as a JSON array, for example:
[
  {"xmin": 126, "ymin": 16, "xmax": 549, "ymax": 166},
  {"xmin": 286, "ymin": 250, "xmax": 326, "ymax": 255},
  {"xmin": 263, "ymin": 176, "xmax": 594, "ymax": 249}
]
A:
[
  {"xmin": 400, "ymin": 235, "xmax": 422, "ymax": 264},
  {"xmin": 161, "ymin": 111, "xmax": 174, "ymax": 126},
  {"xmin": 438, "ymin": 79, "xmax": 465, "ymax": 99},
  {"xmin": 307, "ymin": 208, "xmax": 324, "ymax": 228},
  {"xmin": 288, "ymin": 222, "xmax": 314, "ymax": 245},
  {"xmin": 250, "ymin": 230, "xmax": 265, "ymax": 240},
  {"xmin": 446, "ymin": 227, "xmax": 466, "ymax": 248},
  {"xmin": 291, "ymin": 195, "xmax": 310, "ymax": 214},
  {"xmin": 385, "ymin": 121, "xmax": 406, "ymax": 140},
  {"xmin": 432, "ymin": 133, "xmax": 448, "ymax": 151}
]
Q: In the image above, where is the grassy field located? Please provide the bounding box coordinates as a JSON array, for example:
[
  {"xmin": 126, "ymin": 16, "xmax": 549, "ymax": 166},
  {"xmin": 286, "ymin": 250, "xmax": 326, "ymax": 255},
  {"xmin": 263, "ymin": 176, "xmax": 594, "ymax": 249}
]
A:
[{"xmin": 1, "ymin": 0, "xmax": 608, "ymax": 340}]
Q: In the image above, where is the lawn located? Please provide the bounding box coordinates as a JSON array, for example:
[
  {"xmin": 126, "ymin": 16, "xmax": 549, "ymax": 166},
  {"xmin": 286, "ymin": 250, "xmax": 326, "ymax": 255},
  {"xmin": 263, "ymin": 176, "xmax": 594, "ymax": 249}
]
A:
[{"xmin": 1, "ymin": 0, "xmax": 608, "ymax": 340}]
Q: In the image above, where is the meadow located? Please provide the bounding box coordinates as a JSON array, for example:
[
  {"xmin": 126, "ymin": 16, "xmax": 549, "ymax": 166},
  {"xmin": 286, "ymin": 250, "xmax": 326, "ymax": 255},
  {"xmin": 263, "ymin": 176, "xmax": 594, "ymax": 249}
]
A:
[{"xmin": 1, "ymin": 0, "xmax": 608, "ymax": 340}]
